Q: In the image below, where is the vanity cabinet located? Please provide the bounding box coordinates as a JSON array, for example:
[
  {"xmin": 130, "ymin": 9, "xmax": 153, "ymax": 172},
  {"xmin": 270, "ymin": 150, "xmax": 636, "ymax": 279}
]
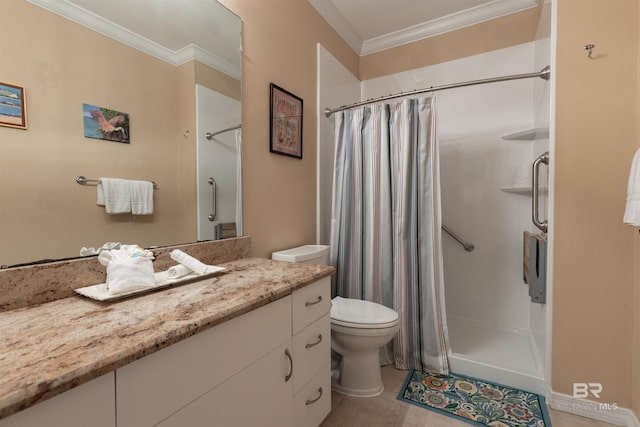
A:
[
  {"xmin": 0, "ymin": 373, "xmax": 115, "ymax": 427},
  {"xmin": 117, "ymin": 276, "xmax": 332, "ymax": 427}
]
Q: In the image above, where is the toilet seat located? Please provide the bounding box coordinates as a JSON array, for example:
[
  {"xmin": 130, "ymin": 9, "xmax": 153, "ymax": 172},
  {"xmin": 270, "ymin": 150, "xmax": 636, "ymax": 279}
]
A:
[{"xmin": 331, "ymin": 296, "xmax": 399, "ymax": 329}]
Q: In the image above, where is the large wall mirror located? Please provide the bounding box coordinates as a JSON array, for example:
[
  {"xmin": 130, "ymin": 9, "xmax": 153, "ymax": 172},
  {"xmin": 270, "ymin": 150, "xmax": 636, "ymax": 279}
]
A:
[{"xmin": 0, "ymin": 0, "xmax": 242, "ymax": 267}]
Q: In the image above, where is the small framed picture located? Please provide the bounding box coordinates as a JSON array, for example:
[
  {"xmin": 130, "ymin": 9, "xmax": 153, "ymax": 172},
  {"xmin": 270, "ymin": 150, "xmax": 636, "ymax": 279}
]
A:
[
  {"xmin": 0, "ymin": 82, "xmax": 27, "ymax": 129},
  {"xmin": 83, "ymin": 103, "xmax": 130, "ymax": 143},
  {"xmin": 270, "ymin": 83, "xmax": 302, "ymax": 159}
]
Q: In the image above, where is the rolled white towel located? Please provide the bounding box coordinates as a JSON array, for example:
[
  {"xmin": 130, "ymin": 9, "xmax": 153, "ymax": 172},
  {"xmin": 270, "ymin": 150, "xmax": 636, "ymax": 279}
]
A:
[
  {"xmin": 167, "ymin": 264, "xmax": 194, "ymax": 279},
  {"xmin": 170, "ymin": 249, "xmax": 208, "ymax": 275}
]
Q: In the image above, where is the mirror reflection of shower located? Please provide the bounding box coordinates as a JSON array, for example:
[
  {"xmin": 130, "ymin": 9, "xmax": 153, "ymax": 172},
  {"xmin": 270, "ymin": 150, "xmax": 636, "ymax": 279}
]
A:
[{"xmin": 196, "ymin": 85, "xmax": 242, "ymax": 241}]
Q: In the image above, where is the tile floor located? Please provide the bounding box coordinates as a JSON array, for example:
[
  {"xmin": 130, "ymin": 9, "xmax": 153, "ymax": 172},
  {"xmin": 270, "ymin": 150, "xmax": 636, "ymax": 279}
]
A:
[{"xmin": 320, "ymin": 366, "xmax": 619, "ymax": 427}]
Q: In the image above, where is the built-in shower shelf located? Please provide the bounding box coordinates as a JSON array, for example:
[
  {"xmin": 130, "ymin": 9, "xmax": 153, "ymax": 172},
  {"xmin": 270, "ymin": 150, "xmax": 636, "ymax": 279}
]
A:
[
  {"xmin": 502, "ymin": 127, "xmax": 549, "ymax": 141},
  {"xmin": 500, "ymin": 186, "xmax": 548, "ymax": 195}
]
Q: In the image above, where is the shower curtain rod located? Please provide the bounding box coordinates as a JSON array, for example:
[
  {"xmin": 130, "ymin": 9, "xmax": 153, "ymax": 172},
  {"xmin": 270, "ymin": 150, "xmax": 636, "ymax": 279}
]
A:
[
  {"xmin": 205, "ymin": 124, "xmax": 242, "ymax": 140},
  {"xmin": 324, "ymin": 66, "xmax": 551, "ymax": 117}
]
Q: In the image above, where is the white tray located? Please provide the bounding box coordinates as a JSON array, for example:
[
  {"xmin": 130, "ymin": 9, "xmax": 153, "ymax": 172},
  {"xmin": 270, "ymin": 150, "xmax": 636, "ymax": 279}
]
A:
[{"xmin": 74, "ymin": 265, "xmax": 226, "ymax": 301}]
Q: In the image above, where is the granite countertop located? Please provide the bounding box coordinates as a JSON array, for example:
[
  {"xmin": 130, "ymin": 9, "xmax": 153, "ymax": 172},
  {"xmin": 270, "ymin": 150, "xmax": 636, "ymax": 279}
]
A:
[{"xmin": 0, "ymin": 257, "xmax": 334, "ymax": 419}]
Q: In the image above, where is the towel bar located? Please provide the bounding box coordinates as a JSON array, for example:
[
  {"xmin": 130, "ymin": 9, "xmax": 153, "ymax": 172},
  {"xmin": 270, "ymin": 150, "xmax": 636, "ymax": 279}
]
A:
[{"xmin": 76, "ymin": 176, "xmax": 158, "ymax": 188}]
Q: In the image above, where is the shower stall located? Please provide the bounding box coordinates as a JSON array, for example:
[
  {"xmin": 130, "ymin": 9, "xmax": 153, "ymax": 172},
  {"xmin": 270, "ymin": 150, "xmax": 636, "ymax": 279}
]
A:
[
  {"xmin": 440, "ymin": 127, "xmax": 549, "ymax": 395},
  {"xmin": 318, "ymin": 17, "xmax": 551, "ymax": 394}
]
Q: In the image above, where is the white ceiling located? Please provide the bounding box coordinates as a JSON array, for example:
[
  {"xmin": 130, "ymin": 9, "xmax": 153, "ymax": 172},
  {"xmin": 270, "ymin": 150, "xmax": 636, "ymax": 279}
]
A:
[
  {"xmin": 308, "ymin": 0, "xmax": 538, "ymax": 55},
  {"xmin": 26, "ymin": 0, "xmax": 242, "ymax": 80}
]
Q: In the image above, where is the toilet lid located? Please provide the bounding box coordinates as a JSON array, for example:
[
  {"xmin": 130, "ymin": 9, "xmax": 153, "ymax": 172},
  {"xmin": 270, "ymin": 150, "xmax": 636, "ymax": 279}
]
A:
[{"xmin": 331, "ymin": 296, "xmax": 399, "ymax": 328}]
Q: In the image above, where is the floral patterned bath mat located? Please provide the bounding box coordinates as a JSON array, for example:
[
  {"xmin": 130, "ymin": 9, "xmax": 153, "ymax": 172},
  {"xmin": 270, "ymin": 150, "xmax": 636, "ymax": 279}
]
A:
[{"xmin": 398, "ymin": 370, "xmax": 551, "ymax": 427}]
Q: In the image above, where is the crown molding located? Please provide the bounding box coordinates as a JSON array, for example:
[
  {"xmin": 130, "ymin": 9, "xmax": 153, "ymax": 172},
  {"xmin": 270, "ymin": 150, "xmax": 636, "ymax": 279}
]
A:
[
  {"xmin": 308, "ymin": 0, "xmax": 538, "ymax": 56},
  {"xmin": 362, "ymin": 0, "xmax": 538, "ymax": 55},
  {"xmin": 175, "ymin": 44, "xmax": 241, "ymax": 80},
  {"xmin": 26, "ymin": 0, "xmax": 241, "ymax": 80},
  {"xmin": 308, "ymin": 0, "xmax": 364, "ymax": 54}
]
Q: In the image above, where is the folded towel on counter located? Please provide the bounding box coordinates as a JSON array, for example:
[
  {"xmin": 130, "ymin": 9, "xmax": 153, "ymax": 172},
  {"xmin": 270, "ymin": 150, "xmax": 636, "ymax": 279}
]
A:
[
  {"xmin": 97, "ymin": 177, "xmax": 154, "ymax": 215},
  {"xmin": 104, "ymin": 257, "xmax": 155, "ymax": 295},
  {"xmin": 170, "ymin": 249, "xmax": 208, "ymax": 275},
  {"xmin": 97, "ymin": 178, "xmax": 131, "ymax": 214},
  {"xmin": 98, "ymin": 245, "xmax": 155, "ymax": 295},
  {"xmin": 624, "ymin": 148, "xmax": 640, "ymax": 226},
  {"xmin": 166, "ymin": 264, "xmax": 194, "ymax": 279},
  {"xmin": 130, "ymin": 179, "xmax": 154, "ymax": 215}
]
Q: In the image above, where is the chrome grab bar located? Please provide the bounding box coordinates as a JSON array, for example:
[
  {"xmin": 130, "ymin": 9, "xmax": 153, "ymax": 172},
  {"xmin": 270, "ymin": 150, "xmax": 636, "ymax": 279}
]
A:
[
  {"xmin": 207, "ymin": 177, "xmax": 217, "ymax": 222},
  {"xmin": 532, "ymin": 152, "xmax": 549, "ymax": 233},
  {"xmin": 442, "ymin": 225, "xmax": 474, "ymax": 252}
]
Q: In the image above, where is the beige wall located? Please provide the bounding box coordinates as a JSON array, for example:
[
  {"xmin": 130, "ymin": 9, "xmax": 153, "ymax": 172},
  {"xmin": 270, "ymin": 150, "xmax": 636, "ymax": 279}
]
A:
[
  {"xmin": 554, "ymin": 0, "xmax": 637, "ymax": 408},
  {"xmin": 218, "ymin": 0, "xmax": 358, "ymax": 258},
  {"xmin": 634, "ymin": 0, "xmax": 640, "ymax": 417}
]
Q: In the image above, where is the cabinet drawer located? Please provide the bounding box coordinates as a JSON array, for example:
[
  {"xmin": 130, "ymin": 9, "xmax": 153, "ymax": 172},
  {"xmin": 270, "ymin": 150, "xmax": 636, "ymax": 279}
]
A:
[
  {"xmin": 292, "ymin": 313, "xmax": 331, "ymax": 393},
  {"xmin": 293, "ymin": 363, "xmax": 331, "ymax": 427},
  {"xmin": 117, "ymin": 296, "xmax": 291, "ymax": 427},
  {"xmin": 292, "ymin": 277, "xmax": 330, "ymax": 334}
]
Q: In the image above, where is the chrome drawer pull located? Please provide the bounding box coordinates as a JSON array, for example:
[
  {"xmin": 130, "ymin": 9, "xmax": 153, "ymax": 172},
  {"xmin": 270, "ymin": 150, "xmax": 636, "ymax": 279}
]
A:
[
  {"xmin": 305, "ymin": 296, "xmax": 322, "ymax": 307},
  {"xmin": 305, "ymin": 387, "xmax": 323, "ymax": 405},
  {"xmin": 305, "ymin": 334, "xmax": 323, "ymax": 349},
  {"xmin": 285, "ymin": 348, "xmax": 293, "ymax": 382}
]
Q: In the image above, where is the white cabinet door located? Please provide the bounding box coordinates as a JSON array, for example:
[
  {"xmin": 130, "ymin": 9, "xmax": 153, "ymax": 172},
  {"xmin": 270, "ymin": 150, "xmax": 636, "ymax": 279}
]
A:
[
  {"xmin": 117, "ymin": 296, "xmax": 291, "ymax": 427},
  {"xmin": 0, "ymin": 373, "xmax": 115, "ymax": 427},
  {"xmin": 157, "ymin": 342, "xmax": 293, "ymax": 427}
]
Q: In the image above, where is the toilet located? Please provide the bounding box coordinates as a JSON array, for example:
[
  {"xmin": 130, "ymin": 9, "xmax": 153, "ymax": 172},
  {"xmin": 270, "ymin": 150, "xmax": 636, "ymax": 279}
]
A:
[{"xmin": 271, "ymin": 245, "xmax": 400, "ymax": 397}]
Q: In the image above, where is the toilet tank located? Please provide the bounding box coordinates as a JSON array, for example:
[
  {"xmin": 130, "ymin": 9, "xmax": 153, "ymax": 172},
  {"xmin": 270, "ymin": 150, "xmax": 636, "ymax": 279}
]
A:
[{"xmin": 271, "ymin": 245, "xmax": 329, "ymax": 265}]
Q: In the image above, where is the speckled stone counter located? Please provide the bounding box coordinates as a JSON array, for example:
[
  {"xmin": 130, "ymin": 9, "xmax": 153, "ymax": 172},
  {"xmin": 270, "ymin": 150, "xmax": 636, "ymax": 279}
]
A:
[{"xmin": 0, "ymin": 257, "xmax": 334, "ymax": 419}]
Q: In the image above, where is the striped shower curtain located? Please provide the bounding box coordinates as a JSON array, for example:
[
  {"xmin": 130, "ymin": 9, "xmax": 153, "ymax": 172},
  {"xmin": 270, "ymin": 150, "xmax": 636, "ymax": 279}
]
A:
[{"xmin": 329, "ymin": 96, "xmax": 450, "ymax": 373}]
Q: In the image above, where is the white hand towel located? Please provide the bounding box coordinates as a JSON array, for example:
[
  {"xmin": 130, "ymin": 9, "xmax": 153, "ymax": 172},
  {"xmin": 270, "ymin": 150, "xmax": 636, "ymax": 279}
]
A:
[
  {"xmin": 170, "ymin": 249, "xmax": 208, "ymax": 275},
  {"xmin": 624, "ymin": 148, "xmax": 640, "ymax": 226},
  {"xmin": 97, "ymin": 178, "xmax": 131, "ymax": 214},
  {"xmin": 167, "ymin": 264, "xmax": 194, "ymax": 279},
  {"xmin": 106, "ymin": 257, "xmax": 155, "ymax": 295},
  {"xmin": 130, "ymin": 180, "xmax": 154, "ymax": 215}
]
